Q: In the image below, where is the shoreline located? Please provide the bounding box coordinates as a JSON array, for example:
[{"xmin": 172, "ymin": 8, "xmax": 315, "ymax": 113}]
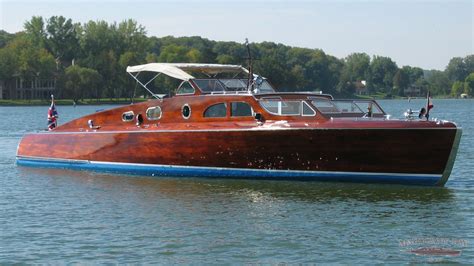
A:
[{"xmin": 0, "ymin": 98, "xmax": 148, "ymax": 106}]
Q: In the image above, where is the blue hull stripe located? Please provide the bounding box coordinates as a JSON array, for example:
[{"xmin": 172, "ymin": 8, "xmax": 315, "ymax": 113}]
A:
[{"xmin": 16, "ymin": 157, "xmax": 441, "ymax": 186}]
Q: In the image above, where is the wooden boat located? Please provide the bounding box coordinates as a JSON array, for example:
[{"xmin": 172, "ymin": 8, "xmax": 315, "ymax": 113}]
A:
[{"xmin": 16, "ymin": 63, "xmax": 462, "ymax": 186}]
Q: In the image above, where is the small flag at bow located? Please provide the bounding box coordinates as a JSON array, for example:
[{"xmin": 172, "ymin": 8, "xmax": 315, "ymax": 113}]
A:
[
  {"xmin": 47, "ymin": 95, "xmax": 58, "ymax": 130},
  {"xmin": 426, "ymin": 91, "xmax": 434, "ymax": 120}
]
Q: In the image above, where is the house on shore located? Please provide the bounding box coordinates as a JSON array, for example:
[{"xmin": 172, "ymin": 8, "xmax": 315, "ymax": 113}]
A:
[
  {"xmin": 354, "ymin": 80, "xmax": 368, "ymax": 95},
  {"xmin": 0, "ymin": 75, "xmax": 56, "ymax": 100},
  {"xmin": 403, "ymin": 85, "xmax": 423, "ymax": 97}
]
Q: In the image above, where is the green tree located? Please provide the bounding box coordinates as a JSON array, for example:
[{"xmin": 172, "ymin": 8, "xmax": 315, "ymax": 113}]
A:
[
  {"xmin": 427, "ymin": 70, "xmax": 450, "ymax": 96},
  {"xmin": 342, "ymin": 53, "xmax": 370, "ymax": 81},
  {"xmin": 446, "ymin": 57, "xmax": 468, "ymax": 82},
  {"xmin": 158, "ymin": 44, "xmax": 189, "ymax": 62},
  {"xmin": 119, "ymin": 51, "xmax": 142, "ymax": 99},
  {"xmin": 216, "ymin": 54, "xmax": 235, "ymax": 64},
  {"xmin": 451, "ymin": 81, "xmax": 464, "ymax": 97},
  {"xmin": 24, "ymin": 16, "xmax": 47, "ymax": 48},
  {"xmin": 393, "ymin": 69, "xmax": 409, "ymax": 96},
  {"xmin": 337, "ymin": 53, "xmax": 370, "ymax": 94},
  {"xmin": 464, "ymin": 55, "xmax": 474, "ymax": 74},
  {"xmin": 0, "ymin": 30, "xmax": 14, "ymax": 48},
  {"xmin": 5, "ymin": 35, "xmax": 55, "ymax": 79},
  {"xmin": 145, "ymin": 52, "xmax": 159, "ymax": 63},
  {"xmin": 368, "ymin": 56, "xmax": 398, "ymax": 93},
  {"xmin": 464, "ymin": 72, "xmax": 474, "ymax": 95},
  {"xmin": 186, "ymin": 48, "xmax": 203, "ymax": 63},
  {"xmin": 79, "ymin": 21, "xmax": 120, "ymax": 98},
  {"xmin": 0, "ymin": 46, "xmax": 18, "ymax": 80},
  {"xmin": 62, "ymin": 65, "xmax": 102, "ymax": 101},
  {"xmin": 46, "ymin": 16, "xmax": 80, "ymax": 67},
  {"xmin": 117, "ymin": 19, "xmax": 149, "ymax": 54}
]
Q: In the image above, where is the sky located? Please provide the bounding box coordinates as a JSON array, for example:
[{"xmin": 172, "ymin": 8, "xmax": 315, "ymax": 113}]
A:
[{"xmin": 0, "ymin": 0, "xmax": 472, "ymax": 70}]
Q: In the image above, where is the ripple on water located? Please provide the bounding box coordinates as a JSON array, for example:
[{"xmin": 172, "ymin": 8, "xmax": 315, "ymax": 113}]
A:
[{"xmin": 1, "ymin": 101, "xmax": 473, "ymax": 263}]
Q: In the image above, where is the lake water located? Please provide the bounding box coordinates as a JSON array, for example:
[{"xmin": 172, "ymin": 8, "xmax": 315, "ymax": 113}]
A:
[{"xmin": 0, "ymin": 99, "xmax": 473, "ymax": 263}]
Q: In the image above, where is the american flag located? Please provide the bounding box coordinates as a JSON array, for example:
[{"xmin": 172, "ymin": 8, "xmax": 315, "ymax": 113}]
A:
[{"xmin": 47, "ymin": 95, "xmax": 58, "ymax": 130}]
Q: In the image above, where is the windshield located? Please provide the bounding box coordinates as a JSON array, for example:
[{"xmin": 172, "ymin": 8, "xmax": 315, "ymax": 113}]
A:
[
  {"xmin": 259, "ymin": 98, "xmax": 316, "ymax": 116},
  {"xmin": 194, "ymin": 78, "xmax": 275, "ymax": 93},
  {"xmin": 310, "ymin": 98, "xmax": 384, "ymax": 115}
]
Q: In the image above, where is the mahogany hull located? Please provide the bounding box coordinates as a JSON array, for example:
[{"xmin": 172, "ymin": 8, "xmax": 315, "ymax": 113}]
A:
[{"xmin": 16, "ymin": 126, "xmax": 462, "ymax": 186}]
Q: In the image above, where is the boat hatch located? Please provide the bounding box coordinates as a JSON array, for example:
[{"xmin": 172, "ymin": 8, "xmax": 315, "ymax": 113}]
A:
[{"xmin": 259, "ymin": 98, "xmax": 316, "ymax": 116}]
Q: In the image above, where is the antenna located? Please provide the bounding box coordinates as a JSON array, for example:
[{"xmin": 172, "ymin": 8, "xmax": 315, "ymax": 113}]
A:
[{"xmin": 245, "ymin": 38, "xmax": 254, "ymax": 92}]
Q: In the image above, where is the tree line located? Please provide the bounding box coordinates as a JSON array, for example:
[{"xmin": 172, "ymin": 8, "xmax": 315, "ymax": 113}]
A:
[{"xmin": 0, "ymin": 16, "xmax": 473, "ymax": 101}]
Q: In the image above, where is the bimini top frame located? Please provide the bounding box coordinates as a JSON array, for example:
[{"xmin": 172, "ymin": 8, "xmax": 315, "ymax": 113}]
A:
[{"xmin": 126, "ymin": 63, "xmax": 250, "ymax": 99}]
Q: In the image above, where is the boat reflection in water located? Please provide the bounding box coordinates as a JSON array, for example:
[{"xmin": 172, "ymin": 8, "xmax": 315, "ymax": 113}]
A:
[
  {"xmin": 17, "ymin": 62, "xmax": 462, "ymax": 186},
  {"xmin": 18, "ymin": 167, "xmax": 455, "ymax": 204}
]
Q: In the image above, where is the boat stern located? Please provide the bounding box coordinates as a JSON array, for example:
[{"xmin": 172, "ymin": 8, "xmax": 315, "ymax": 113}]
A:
[{"xmin": 436, "ymin": 126, "xmax": 463, "ymax": 186}]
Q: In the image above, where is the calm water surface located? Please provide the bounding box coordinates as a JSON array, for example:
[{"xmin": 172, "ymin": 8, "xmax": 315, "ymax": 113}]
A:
[{"xmin": 1, "ymin": 99, "xmax": 473, "ymax": 263}]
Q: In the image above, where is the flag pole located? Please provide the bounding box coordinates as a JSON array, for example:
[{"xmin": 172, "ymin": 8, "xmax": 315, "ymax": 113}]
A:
[{"xmin": 425, "ymin": 91, "xmax": 433, "ymax": 120}]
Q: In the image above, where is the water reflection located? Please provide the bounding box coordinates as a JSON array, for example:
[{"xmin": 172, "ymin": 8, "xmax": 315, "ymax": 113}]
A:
[{"xmin": 18, "ymin": 167, "xmax": 455, "ymax": 204}]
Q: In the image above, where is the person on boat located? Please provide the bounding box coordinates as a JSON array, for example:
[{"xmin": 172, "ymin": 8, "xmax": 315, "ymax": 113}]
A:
[
  {"xmin": 367, "ymin": 102, "xmax": 373, "ymax": 117},
  {"xmin": 418, "ymin": 107, "xmax": 426, "ymax": 120}
]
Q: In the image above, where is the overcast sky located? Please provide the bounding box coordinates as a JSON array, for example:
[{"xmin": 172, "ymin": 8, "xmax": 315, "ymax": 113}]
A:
[{"xmin": 0, "ymin": 0, "xmax": 472, "ymax": 70}]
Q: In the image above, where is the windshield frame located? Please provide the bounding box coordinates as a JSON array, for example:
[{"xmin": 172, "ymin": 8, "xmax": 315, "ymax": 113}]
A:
[
  {"xmin": 192, "ymin": 78, "xmax": 275, "ymax": 94},
  {"xmin": 308, "ymin": 97, "xmax": 386, "ymax": 116}
]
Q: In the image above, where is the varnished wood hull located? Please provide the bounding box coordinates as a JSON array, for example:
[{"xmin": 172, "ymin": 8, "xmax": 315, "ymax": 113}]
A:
[{"xmin": 16, "ymin": 126, "xmax": 462, "ymax": 186}]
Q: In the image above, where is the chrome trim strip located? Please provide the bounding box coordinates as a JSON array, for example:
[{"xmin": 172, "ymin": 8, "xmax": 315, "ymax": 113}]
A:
[
  {"xmin": 35, "ymin": 127, "xmax": 459, "ymax": 135},
  {"xmin": 437, "ymin": 127, "xmax": 463, "ymax": 186}
]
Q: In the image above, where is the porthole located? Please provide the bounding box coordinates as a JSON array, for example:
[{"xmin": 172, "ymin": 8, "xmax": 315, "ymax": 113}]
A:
[
  {"xmin": 146, "ymin": 106, "xmax": 162, "ymax": 120},
  {"xmin": 182, "ymin": 104, "xmax": 191, "ymax": 119},
  {"xmin": 122, "ymin": 111, "xmax": 134, "ymax": 122}
]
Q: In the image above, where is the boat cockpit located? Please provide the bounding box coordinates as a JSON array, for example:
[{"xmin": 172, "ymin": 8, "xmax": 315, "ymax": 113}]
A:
[{"xmin": 126, "ymin": 63, "xmax": 386, "ymax": 120}]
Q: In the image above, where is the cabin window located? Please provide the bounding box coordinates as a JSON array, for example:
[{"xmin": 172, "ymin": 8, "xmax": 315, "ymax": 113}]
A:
[
  {"xmin": 231, "ymin": 102, "xmax": 253, "ymax": 117},
  {"xmin": 122, "ymin": 111, "xmax": 135, "ymax": 122},
  {"xmin": 182, "ymin": 104, "xmax": 191, "ymax": 119},
  {"xmin": 176, "ymin": 81, "xmax": 195, "ymax": 95},
  {"xmin": 204, "ymin": 103, "xmax": 227, "ymax": 118},
  {"xmin": 302, "ymin": 101, "xmax": 316, "ymax": 116},
  {"xmin": 146, "ymin": 106, "xmax": 162, "ymax": 120}
]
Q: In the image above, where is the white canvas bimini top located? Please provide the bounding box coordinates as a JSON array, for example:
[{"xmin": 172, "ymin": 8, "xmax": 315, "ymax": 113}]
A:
[{"xmin": 126, "ymin": 63, "xmax": 249, "ymax": 81}]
